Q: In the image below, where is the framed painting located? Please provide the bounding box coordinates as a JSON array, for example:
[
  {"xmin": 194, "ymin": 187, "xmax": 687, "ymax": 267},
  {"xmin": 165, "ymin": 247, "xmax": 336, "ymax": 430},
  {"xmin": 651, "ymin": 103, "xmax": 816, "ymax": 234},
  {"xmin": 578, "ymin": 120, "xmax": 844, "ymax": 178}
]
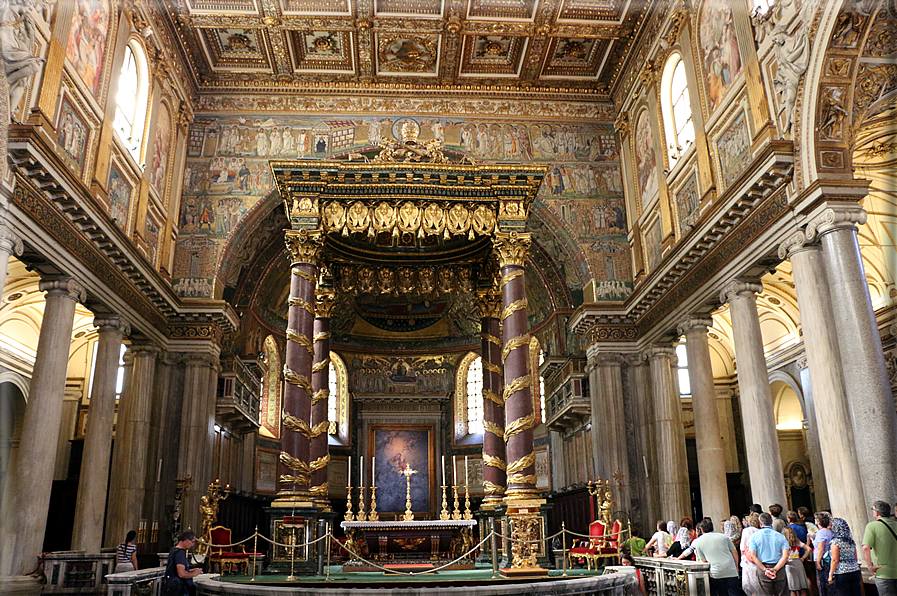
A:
[
  {"xmin": 254, "ymin": 446, "xmax": 279, "ymax": 494},
  {"xmin": 56, "ymin": 94, "xmax": 90, "ymax": 177},
  {"xmin": 716, "ymin": 110, "xmax": 751, "ymax": 191},
  {"xmin": 369, "ymin": 425, "xmax": 435, "ymax": 516}
]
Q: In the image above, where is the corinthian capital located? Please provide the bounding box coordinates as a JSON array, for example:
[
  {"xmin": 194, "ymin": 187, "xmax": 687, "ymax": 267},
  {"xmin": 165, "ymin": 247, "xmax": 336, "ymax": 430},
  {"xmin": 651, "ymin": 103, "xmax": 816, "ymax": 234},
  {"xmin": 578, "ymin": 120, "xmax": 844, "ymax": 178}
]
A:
[
  {"xmin": 719, "ymin": 279, "xmax": 763, "ymax": 304},
  {"xmin": 0, "ymin": 227, "xmax": 23, "ymax": 256},
  {"xmin": 476, "ymin": 291, "xmax": 502, "ymax": 319},
  {"xmin": 677, "ymin": 316, "xmax": 714, "ymax": 337},
  {"xmin": 315, "ymin": 289, "xmax": 336, "ymax": 318},
  {"xmin": 805, "ymin": 205, "xmax": 867, "ymax": 241},
  {"xmin": 39, "ymin": 277, "xmax": 86, "ymax": 304},
  {"xmin": 493, "ymin": 231, "xmax": 531, "ymax": 268},
  {"xmin": 285, "ymin": 229, "xmax": 324, "ymax": 266},
  {"xmin": 645, "ymin": 345, "xmax": 676, "ymax": 361},
  {"xmin": 592, "ymin": 353, "xmax": 626, "ymax": 367}
]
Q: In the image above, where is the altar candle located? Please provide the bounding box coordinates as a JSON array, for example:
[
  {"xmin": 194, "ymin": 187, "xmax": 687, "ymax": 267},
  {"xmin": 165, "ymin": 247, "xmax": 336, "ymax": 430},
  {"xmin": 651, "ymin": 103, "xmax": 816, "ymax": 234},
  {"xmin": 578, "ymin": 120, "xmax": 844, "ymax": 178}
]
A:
[
  {"xmin": 465, "ymin": 456, "xmax": 468, "ymax": 485},
  {"xmin": 348, "ymin": 457, "xmax": 351, "ymax": 486},
  {"xmin": 372, "ymin": 456, "xmax": 375, "ymax": 486},
  {"xmin": 360, "ymin": 456, "xmax": 364, "ymax": 488},
  {"xmin": 441, "ymin": 455, "xmax": 445, "ymax": 486},
  {"xmin": 452, "ymin": 455, "xmax": 457, "ymax": 485}
]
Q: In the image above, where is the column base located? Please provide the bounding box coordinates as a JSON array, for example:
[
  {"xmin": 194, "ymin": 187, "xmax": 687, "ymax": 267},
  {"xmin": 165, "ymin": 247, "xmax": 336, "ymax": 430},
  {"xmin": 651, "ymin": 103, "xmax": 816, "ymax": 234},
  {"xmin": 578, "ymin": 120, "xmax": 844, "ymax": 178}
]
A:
[
  {"xmin": 264, "ymin": 507, "xmax": 334, "ymax": 576},
  {"xmin": 500, "ymin": 566, "xmax": 549, "ymax": 579},
  {"xmin": 475, "ymin": 505, "xmax": 506, "ymax": 564},
  {"xmin": 500, "ymin": 498, "xmax": 553, "ymax": 570}
]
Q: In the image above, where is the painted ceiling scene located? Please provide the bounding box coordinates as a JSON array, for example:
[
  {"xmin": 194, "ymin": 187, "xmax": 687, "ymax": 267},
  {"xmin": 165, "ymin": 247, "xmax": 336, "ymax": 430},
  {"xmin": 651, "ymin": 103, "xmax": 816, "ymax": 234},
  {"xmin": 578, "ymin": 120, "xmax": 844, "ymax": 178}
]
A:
[{"xmin": 155, "ymin": 0, "xmax": 645, "ymax": 96}]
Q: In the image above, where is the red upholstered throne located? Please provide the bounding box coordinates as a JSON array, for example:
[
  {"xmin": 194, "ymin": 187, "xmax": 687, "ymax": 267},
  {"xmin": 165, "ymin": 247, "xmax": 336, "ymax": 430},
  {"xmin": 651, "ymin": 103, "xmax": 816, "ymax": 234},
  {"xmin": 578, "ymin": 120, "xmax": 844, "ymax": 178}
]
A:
[
  {"xmin": 208, "ymin": 526, "xmax": 263, "ymax": 575},
  {"xmin": 567, "ymin": 520, "xmax": 606, "ymax": 570},
  {"xmin": 592, "ymin": 519, "xmax": 622, "ymax": 566}
]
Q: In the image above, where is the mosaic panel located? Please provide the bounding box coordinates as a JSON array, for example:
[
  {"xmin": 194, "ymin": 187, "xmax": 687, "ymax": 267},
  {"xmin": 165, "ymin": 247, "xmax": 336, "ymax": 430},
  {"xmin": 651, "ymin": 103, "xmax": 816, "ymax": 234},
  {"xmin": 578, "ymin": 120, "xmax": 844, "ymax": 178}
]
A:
[
  {"xmin": 108, "ymin": 164, "xmax": 131, "ymax": 231},
  {"xmin": 715, "ymin": 110, "xmax": 750, "ymax": 191},
  {"xmin": 675, "ymin": 172, "xmax": 700, "ymax": 232},
  {"xmin": 56, "ymin": 95, "xmax": 90, "ymax": 177}
]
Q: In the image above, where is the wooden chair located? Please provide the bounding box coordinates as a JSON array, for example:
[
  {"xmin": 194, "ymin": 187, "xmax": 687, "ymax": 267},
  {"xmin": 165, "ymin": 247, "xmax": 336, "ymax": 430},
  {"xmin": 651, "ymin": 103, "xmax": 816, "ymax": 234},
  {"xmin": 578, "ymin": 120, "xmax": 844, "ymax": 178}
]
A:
[
  {"xmin": 568, "ymin": 520, "xmax": 605, "ymax": 570},
  {"xmin": 208, "ymin": 526, "xmax": 263, "ymax": 575}
]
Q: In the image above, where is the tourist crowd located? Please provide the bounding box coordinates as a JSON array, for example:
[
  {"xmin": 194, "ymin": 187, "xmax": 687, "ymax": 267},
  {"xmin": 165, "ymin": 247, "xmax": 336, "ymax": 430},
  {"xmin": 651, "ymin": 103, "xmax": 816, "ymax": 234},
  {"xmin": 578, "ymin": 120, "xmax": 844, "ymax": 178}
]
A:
[{"xmin": 626, "ymin": 501, "xmax": 896, "ymax": 596}]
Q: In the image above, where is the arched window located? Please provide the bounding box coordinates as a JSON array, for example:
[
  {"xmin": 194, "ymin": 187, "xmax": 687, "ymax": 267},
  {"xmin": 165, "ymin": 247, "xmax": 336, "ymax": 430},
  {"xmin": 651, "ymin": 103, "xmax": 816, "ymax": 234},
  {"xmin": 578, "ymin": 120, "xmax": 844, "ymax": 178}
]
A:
[
  {"xmin": 454, "ymin": 352, "xmax": 484, "ymax": 443},
  {"xmin": 676, "ymin": 341, "xmax": 691, "ymax": 399},
  {"xmin": 328, "ymin": 352, "xmax": 349, "ymax": 445},
  {"xmin": 466, "ymin": 356, "xmax": 484, "ymax": 434},
  {"xmin": 661, "ymin": 53, "xmax": 695, "ymax": 162},
  {"xmin": 113, "ymin": 41, "xmax": 149, "ymax": 162}
]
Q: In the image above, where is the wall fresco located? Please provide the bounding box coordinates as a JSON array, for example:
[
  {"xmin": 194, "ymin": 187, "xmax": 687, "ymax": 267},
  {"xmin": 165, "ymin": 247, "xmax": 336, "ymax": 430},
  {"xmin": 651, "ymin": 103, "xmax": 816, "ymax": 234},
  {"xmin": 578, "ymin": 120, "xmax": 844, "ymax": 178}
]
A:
[
  {"xmin": 675, "ymin": 172, "xmax": 700, "ymax": 232},
  {"xmin": 107, "ymin": 163, "xmax": 131, "ymax": 230},
  {"xmin": 716, "ymin": 110, "xmax": 751, "ymax": 190},
  {"xmin": 699, "ymin": 0, "xmax": 743, "ymax": 114},
  {"xmin": 65, "ymin": 0, "xmax": 111, "ymax": 98},
  {"xmin": 634, "ymin": 110, "xmax": 658, "ymax": 208},
  {"xmin": 56, "ymin": 95, "xmax": 89, "ymax": 177},
  {"xmin": 173, "ymin": 114, "xmax": 630, "ymax": 302},
  {"xmin": 150, "ymin": 103, "xmax": 172, "ymax": 198}
]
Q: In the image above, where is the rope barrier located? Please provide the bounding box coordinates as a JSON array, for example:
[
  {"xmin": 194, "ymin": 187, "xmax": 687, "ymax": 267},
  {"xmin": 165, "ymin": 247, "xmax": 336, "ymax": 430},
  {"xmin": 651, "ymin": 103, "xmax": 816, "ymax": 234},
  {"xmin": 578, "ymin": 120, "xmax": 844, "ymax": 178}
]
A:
[{"xmin": 335, "ymin": 530, "xmax": 494, "ymax": 576}]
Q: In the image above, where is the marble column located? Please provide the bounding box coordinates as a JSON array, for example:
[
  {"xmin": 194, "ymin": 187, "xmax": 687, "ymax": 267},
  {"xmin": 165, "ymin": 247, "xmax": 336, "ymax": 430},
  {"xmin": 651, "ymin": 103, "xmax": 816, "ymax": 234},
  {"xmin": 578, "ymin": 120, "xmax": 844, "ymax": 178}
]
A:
[
  {"xmin": 589, "ymin": 353, "xmax": 630, "ymax": 508},
  {"xmin": 477, "ymin": 290, "xmax": 506, "ymax": 505},
  {"xmin": 278, "ymin": 229, "xmax": 322, "ymax": 501},
  {"xmin": 647, "ymin": 346, "xmax": 691, "ymax": 521},
  {"xmin": 494, "ymin": 232, "xmax": 538, "ymax": 502},
  {"xmin": 779, "ymin": 232, "xmax": 866, "ymax": 535},
  {"xmin": 625, "ymin": 353, "xmax": 658, "ymax": 534},
  {"xmin": 105, "ymin": 343, "xmax": 159, "ymax": 547},
  {"xmin": 0, "ymin": 227, "xmax": 23, "ymax": 296},
  {"xmin": 71, "ymin": 317, "xmax": 130, "ymax": 552},
  {"xmin": 806, "ymin": 205, "xmax": 897, "ymax": 508},
  {"xmin": 308, "ymin": 289, "xmax": 334, "ymax": 506},
  {"xmin": 4, "ymin": 278, "xmax": 85, "ymax": 576},
  {"xmin": 678, "ymin": 317, "xmax": 730, "ymax": 526},
  {"xmin": 795, "ymin": 359, "xmax": 831, "ymax": 511},
  {"xmin": 721, "ymin": 280, "xmax": 787, "ymax": 508},
  {"xmin": 176, "ymin": 353, "xmax": 220, "ymax": 535}
]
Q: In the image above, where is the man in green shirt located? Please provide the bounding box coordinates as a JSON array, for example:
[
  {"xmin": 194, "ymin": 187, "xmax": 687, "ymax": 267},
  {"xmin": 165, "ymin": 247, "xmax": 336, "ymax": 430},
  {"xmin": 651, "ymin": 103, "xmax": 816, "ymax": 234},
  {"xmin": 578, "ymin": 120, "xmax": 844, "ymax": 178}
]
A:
[
  {"xmin": 622, "ymin": 527, "xmax": 646, "ymax": 557},
  {"xmin": 862, "ymin": 500, "xmax": 897, "ymax": 596}
]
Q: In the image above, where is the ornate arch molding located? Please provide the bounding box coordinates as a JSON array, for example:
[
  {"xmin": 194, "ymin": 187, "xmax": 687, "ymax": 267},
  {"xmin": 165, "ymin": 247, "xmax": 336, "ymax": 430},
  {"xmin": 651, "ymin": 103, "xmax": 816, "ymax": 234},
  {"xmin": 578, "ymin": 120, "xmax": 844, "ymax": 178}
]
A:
[
  {"xmin": 768, "ymin": 369, "xmax": 806, "ymax": 419},
  {"xmin": 802, "ymin": 0, "xmax": 897, "ymax": 182},
  {"xmin": 0, "ymin": 372, "xmax": 30, "ymax": 402}
]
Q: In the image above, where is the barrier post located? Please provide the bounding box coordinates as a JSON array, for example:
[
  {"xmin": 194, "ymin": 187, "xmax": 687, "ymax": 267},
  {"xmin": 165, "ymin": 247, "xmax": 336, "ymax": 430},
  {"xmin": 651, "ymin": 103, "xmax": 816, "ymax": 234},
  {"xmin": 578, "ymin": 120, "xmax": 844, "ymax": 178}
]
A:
[{"xmin": 491, "ymin": 530, "xmax": 498, "ymax": 579}]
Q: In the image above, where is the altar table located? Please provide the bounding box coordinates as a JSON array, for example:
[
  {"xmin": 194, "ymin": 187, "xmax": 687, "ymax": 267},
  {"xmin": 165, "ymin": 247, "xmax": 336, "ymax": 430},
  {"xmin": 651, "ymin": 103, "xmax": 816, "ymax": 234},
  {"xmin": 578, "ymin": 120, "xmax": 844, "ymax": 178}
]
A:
[{"xmin": 339, "ymin": 519, "xmax": 477, "ymax": 571}]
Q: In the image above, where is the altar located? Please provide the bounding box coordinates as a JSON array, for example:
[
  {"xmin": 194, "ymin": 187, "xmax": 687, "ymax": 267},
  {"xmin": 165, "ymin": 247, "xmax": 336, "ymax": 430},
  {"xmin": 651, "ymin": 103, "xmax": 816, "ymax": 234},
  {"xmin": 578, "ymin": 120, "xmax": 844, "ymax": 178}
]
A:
[{"xmin": 340, "ymin": 520, "xmax": 478, "ymax": 572}]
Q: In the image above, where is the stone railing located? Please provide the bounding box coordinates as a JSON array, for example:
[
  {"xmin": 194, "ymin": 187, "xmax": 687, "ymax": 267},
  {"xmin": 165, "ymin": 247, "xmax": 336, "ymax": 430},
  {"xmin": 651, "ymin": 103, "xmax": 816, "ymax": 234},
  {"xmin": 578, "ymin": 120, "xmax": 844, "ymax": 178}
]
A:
[
  {"xmin": 633, "ymin": 557, "xmax": 711, "ymax": 596},
  {"xmin": 43, "ymin": 551, "xmax": 115, "ymax": 594},
  {"xmin": 106, "ymin": 568, "xmax": 165, "ymax": 596}
]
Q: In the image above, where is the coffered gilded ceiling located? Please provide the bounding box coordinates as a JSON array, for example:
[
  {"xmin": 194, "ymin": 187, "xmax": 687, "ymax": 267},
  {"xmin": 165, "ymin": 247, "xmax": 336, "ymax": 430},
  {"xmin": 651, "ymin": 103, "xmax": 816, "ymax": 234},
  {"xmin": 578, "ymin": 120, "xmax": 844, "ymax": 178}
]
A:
[{"xmin": 155, "ymin": 0, "xmax": 649, "ymax": 97}]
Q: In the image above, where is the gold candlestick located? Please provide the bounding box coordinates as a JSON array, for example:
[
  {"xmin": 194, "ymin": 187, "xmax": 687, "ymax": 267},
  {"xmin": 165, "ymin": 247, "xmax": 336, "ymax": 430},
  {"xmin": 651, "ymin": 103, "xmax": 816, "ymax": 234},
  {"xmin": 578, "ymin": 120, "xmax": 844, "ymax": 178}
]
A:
[
  {"xmin": 452, "ymin": 485, "xmax": 461, "ymax": 520},
  {"xmin": 345, "ymin": 485, "xmax": 355, "ymax": 521},
  {"xmin": 401, "ymin": 466, "xmax": 417, "ymax": 522},
  {"xmin": 440, "ymin": 486, "xmax": 451, "ymax": 520},
  {"xmin": 463, "ymin": 484, "xmax": 472, "ymax": 520},
  {"xmin": 357, "ymin": 486, "xmax": 367, "ymax": 522},
  {"xmin": 368, "ymin": 486, "xmax": 379, "ymax": 521}
]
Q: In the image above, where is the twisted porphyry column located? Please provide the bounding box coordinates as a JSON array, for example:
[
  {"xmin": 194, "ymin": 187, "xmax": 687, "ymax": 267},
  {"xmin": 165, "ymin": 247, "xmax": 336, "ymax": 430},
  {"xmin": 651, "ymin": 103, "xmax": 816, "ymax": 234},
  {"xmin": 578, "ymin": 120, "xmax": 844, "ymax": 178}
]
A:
[
  {"xmin": 308, "ymin": 288, "xmax": 335, "ymax": 507},
  {"xmin": 477, "ymin": 290, "xmax": 506, "ymax": 506},
  {"xmin": 278, "ymin": 229, "xmax": 323, "ymax": 501},
  {"xmin": 494, "ymin": 230, "xmax": 544, "ymax": 575}
]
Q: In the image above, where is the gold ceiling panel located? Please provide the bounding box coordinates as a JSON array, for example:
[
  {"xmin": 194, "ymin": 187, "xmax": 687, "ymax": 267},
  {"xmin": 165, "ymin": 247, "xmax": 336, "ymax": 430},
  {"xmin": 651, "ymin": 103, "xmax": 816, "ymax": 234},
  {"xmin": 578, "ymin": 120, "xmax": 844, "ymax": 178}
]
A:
[
  {"xmin": 541, "ymin": 37, "xmax": 609, "ymax": 79},
  {"xmin": 186, "ymin": 0, "xmax": 258, "ymax": 14},
  {"xmin": 158, "ymin": 0, "xmax": 645, "ymax": 94},
  {"xmin": 556, "ymin": 0, "xmax": 628, "ymax": 22},
  {"xmin": 199, "ymin": 27, "xmax": 273, "ymax": 71},
  {"xmin": 374, "ymin": 0, "xmax": 445, "ymax": 17},
  {"xmin": 287, "ymin": 30, "xmax": 356, "ymax": 73},
  {"xmin": 459, "ymin": 35, "xmax": 529, "ymax": 77},
  {"xmin": 466, "ymin": 0, "xmax": 539, "ymax": 21},
  {"xmin": 279, "ymin": 0, "xmax": 353, "ymax": 14}
]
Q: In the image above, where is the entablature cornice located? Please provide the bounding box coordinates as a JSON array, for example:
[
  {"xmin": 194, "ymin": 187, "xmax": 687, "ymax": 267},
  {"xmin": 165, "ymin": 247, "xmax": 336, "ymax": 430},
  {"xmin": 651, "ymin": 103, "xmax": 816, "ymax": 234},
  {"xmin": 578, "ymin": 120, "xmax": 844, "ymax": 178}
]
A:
[{"xmin": 571, "ymin": 139, "xmax": 796, "ymax": 345}]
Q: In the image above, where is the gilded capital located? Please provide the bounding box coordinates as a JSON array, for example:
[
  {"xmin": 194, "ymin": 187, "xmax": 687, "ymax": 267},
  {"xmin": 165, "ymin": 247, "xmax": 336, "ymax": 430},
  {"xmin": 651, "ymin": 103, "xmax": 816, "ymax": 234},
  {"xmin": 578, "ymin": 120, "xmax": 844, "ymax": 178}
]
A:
[
  {"xmin": 493, "ymin": 231, "xmax": 531, "ymax": 268},
  {"xmin": 777, "ymin": 229, "xmax": 815, "ymax": 260},
  {"xmin": 720, "ymin": 279, "xmax": 763, "ymax": 304},
  {"xmin": 476, "ymin": 291, "xmax": 502, "ymax": 319},
  {"xmin": 805, "ymin": 205, "xmax": 867, "ymax": 241},
  {"xmin": 39, "ymin": 277, "xmax": 86, "ymax": 304},
  {"xmin": 284, "ymin": 229, "xmax": 323, "ymax": 266},
  {"xmin": 315, "ymin": 289, "xmax": 336, "ymax": 318},
  {"xmin": 676, "ymin": 316, "xmax": 714, "ymax": 337},
  {"xmin": 93, "ymin": 316, "xmax": 131, "ymax": 337}
]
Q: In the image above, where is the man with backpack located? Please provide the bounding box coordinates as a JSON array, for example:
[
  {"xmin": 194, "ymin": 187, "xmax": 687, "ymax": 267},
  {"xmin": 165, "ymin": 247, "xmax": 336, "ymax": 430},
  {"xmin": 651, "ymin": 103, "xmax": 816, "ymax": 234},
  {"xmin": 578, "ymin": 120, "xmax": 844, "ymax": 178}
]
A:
[
  {"xmin": 863, "ymin": 501, "xmax": 897, "ymax": 596},
  {"xmin": 164, "ymin": 531, "xmax": 203, "ymax": 596}
]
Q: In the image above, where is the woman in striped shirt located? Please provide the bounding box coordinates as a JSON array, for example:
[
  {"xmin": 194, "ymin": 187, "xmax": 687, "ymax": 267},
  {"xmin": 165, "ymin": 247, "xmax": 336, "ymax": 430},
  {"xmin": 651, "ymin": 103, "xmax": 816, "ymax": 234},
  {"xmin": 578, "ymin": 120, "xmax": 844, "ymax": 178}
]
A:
[{"xmin": 115, "ymin": 531, "xmax": 138, "ymax": 573}]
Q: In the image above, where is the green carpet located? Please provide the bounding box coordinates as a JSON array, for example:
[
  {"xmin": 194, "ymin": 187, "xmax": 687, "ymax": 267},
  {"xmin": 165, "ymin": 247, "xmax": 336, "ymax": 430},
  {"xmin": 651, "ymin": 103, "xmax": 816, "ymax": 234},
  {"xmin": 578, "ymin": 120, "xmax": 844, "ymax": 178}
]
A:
[{"xmin": 220, "ymin": 564, "xmax": 604, "ymax": 585}]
